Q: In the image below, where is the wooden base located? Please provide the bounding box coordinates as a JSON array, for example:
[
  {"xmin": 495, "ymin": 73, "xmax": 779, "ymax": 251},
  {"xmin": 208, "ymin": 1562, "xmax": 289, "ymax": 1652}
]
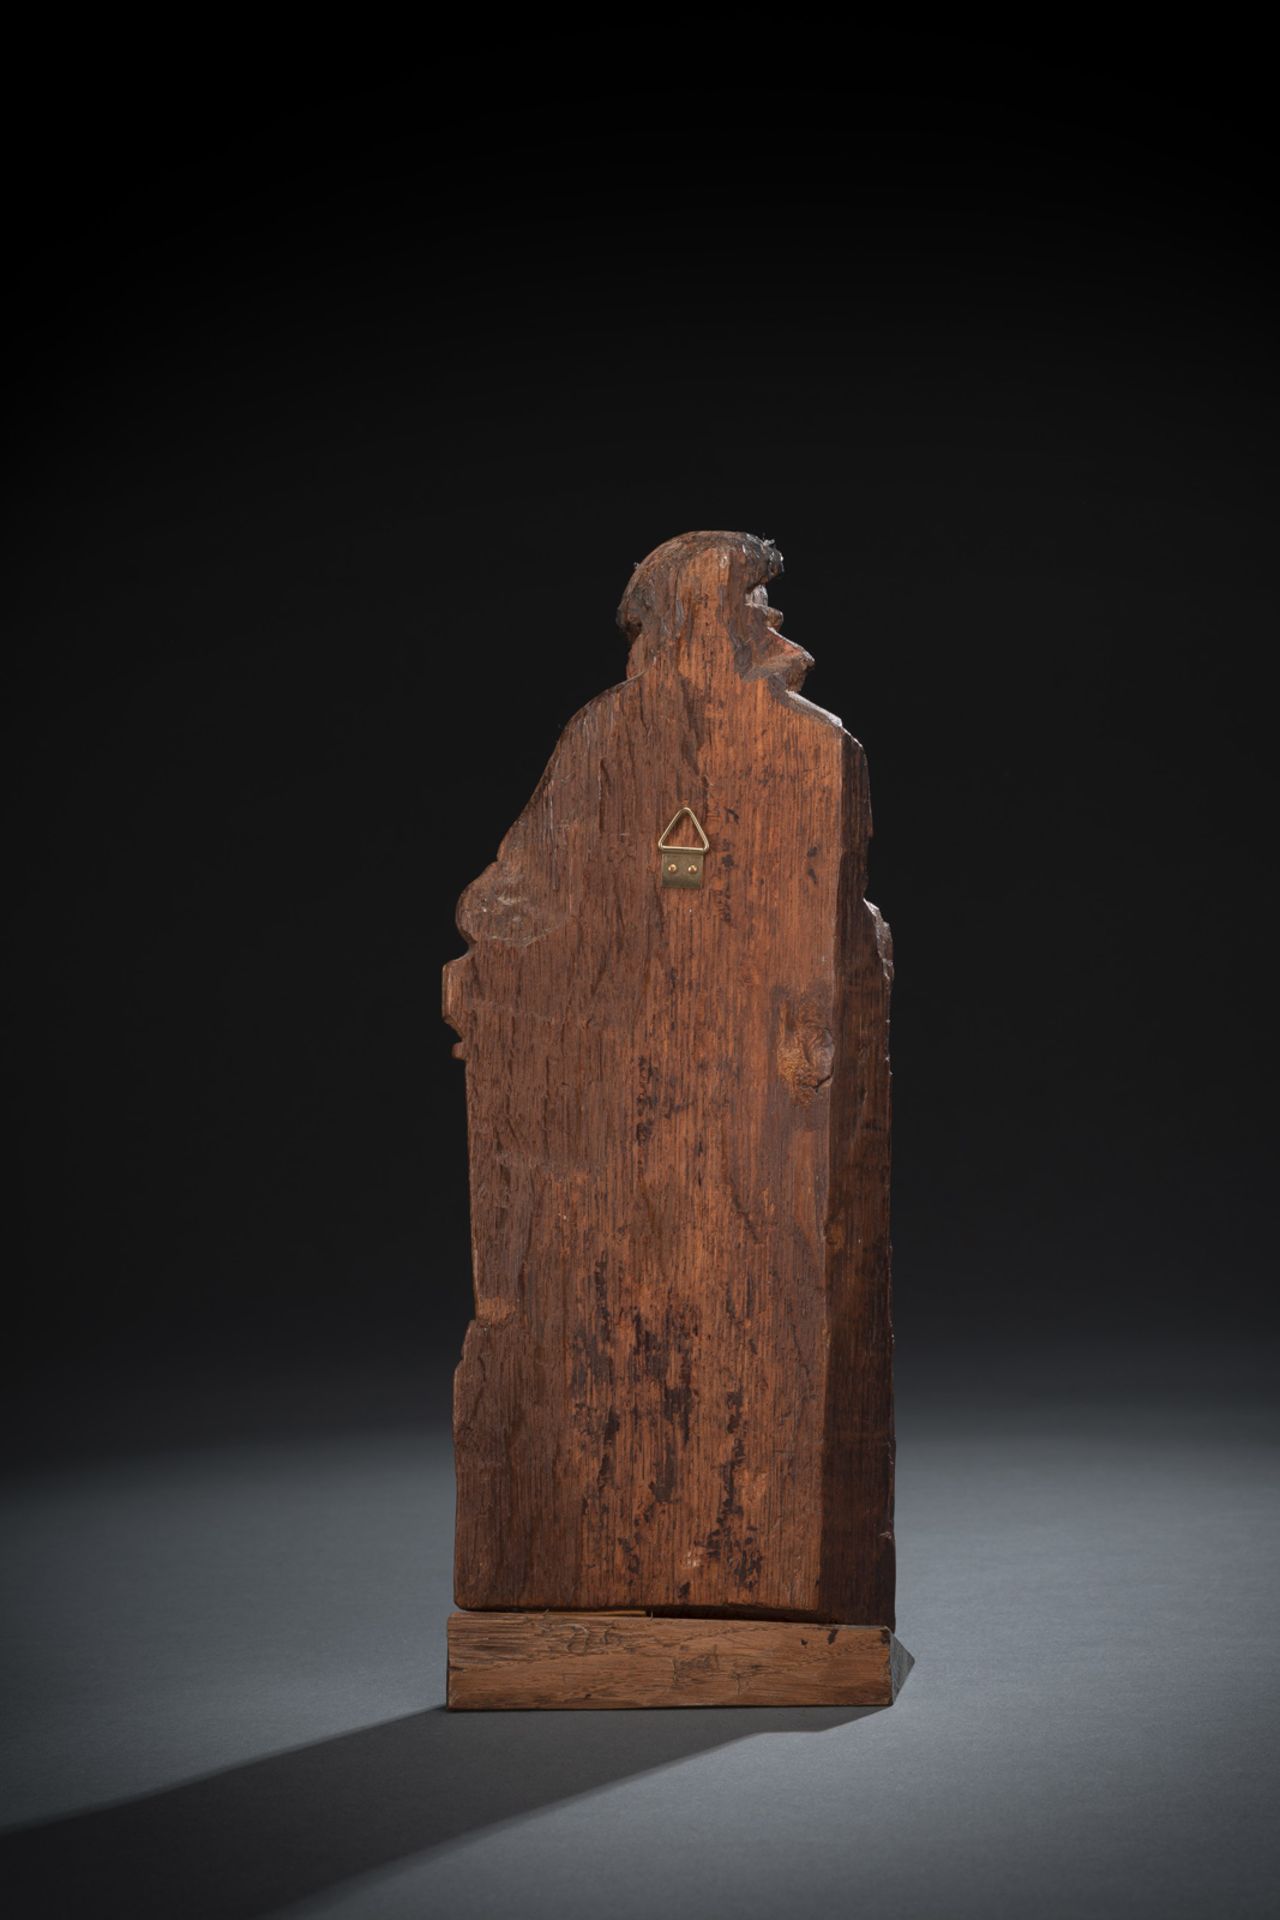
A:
[{"xmin": 447, "ymin": 1611, "xmax": 914, "ymax": 1710}]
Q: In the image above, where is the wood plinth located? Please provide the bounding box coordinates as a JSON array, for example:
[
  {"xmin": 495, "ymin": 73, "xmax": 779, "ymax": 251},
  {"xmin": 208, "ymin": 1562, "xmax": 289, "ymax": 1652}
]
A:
[{"xmin": 447, "ymin": 1611, "xmax": 914, "ymax": 1710}]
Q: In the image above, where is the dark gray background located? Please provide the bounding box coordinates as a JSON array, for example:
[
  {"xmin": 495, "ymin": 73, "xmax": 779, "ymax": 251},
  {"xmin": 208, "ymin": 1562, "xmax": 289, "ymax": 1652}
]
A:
[
  {"xmin": 4, "ymin": 52, "xmax": 1277, "ymax": 1918},
  {"xmin": 3, "ymin": 1373, "xmax": 1277, "ymax": 1918}
]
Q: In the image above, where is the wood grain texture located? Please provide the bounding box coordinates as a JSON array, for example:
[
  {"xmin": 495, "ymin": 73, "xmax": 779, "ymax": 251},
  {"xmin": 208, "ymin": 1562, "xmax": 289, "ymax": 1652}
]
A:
[
  {"xmin": 444, "ymin": 531, "xmax": 894, "ymax": 1624},
  {"xmin": 447, "ymin": 1611, "xmax": 911, "ymax": 1709}
]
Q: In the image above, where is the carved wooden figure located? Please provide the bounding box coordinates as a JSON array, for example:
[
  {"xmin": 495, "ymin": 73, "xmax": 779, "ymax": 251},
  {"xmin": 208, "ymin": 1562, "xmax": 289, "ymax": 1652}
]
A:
[{"xmin": 443, "ymin": 530, "xmax": 910, "ymax": 1708}]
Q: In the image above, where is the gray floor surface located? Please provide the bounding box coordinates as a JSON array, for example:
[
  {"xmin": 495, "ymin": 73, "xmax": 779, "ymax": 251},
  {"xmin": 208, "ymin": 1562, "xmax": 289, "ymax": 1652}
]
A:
[{"xmin": 2, "ymin": 1375, "xmax": 1277, "ymax": 1918}]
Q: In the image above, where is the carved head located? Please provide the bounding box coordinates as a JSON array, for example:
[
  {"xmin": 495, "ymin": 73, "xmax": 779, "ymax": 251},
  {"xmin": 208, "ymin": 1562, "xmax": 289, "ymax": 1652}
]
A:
[{"xmin": 618, "ymin": 530, "xmax": 810, "ymax": 689}]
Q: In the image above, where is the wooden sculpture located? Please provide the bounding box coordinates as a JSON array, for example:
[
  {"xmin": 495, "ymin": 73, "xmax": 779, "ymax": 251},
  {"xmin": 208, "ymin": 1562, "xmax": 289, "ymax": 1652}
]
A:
[{"xmin": 443, "ymin": 530, "xmax": 910, "ymax": 1708}]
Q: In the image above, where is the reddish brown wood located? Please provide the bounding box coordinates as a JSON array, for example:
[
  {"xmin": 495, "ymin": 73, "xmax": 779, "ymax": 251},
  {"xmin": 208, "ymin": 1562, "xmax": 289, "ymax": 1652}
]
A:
[
  {"xmin": 446, "ymin": 1612, "xmax": 912, "ymax": 1710},
  {"xmin": 443, "ymin": 531, "xmax": 894, "ymax": 1625}
]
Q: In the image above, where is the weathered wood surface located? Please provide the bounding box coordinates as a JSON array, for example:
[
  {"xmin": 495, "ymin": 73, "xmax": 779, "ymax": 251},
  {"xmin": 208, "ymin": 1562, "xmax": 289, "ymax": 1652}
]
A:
[
  {"xmin": 447, "ymin": 1611, "xmax": 911, "ymax": 1710},
  {"xmin": 444, "ymin": 530, "xmax": 894, "ymax": 1623}
]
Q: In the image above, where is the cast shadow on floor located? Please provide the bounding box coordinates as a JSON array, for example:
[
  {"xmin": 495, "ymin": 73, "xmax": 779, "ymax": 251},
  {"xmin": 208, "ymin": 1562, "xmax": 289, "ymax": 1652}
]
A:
[{"xmin": 3, "ymin": 1701, "xmax": 879, "ymax": 1920}]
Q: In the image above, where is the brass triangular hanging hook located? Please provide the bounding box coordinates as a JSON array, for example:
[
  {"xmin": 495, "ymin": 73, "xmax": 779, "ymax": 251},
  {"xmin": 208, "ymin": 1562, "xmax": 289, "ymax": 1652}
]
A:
[{"xmin": 658, "ymin": 806, "xmax": 709, "ymax": 889}]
